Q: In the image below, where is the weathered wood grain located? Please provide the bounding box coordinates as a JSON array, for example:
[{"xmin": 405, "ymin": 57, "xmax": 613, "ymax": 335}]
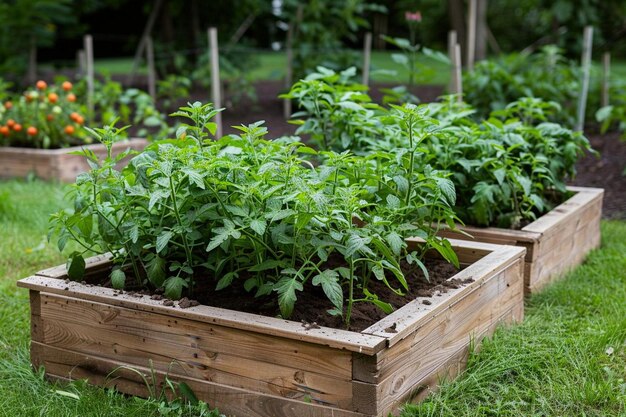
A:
[
  {"xmin": 436, "ymin": 187, "xmax": 603, "ymax": 294},
  {"xmin": 19, "ymin": 239, "xmax": 527, "ymax": 417},
  {"xmin": 32, "ymin": 342, "xmax": 371, "ymax": 417},
  {"xmin": 0, "ymin": 139, "xmax": 147, "ymax": 182}
]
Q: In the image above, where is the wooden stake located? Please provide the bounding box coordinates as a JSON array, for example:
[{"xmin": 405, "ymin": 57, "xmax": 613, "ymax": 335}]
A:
[
  {"xmin": 84, "ymin": 34, "xmax": 94, "ymax": 122},
  {"xmin": 602, "ymin": 51, "xmax": 610, "ymax": 107},
  {"xmin": 362, "ymin": 32, "xmax": 372, "ymax": 86},
  {"xmin": 453, "ymin": 43, "xmax": 463, "ymax": 101},
  {"xmin": 448, "ymin": 30, "xmax": 457, "ymax": 93},
  {"xmin": 466, "ymin": 0, "xmax": 477, "ymax": 70},
  {"xmin": 77, "ymin": 50, "xmax": 86, "ymax": 78},
  {"xmin": 146, "ymin": 35, "xmax": 156, "ymax": 99},
  {"xmin": 208, "ymin": 27, "xmax": 222, "ymax": 139},
  {"xmin": 576, "ymin": 26, "xmax": 593, "ymax": 132},
  {"xmin": 128, "ymin": 0, "xmax": 164, "ymax": 85}
]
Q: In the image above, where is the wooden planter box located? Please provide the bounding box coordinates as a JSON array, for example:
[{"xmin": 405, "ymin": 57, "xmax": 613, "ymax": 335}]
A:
[
  {"xmin": 0, "ymin": 138, "xmax": 148, "ymax": 182},
  {"xmin": 439, "ymin": 186, "xmax": 603, "ymax": 294},
  {"xmin": 18, "ymin": 239, "xmax": 525, "ymax": 417}
]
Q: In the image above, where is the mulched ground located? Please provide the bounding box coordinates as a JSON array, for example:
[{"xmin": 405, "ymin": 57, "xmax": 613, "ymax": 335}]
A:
[{"xmin": 219, "ymin": 80, "xmax": 626, "ymax": 220}]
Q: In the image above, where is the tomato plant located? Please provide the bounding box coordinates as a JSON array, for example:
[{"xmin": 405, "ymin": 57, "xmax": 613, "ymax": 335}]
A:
[
  {"xmin": 287, "ymin": 68, "xmax": 592, "ymax": 228},
  {"xmin": 50, "ymin": 102, "xmax": 460, "ymax": 327},
  {"xmin": 0, "ymin": 80, "xmax": 88, "ymax": 149}
]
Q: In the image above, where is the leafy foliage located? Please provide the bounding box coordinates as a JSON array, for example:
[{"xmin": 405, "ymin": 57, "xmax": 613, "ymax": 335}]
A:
[
  {"xmin": 50, "ymin": 101, "xmax": 460, "ymax": 327},
  {"xmin": 0, "ymin": 80, "xmax": 88, "ymax": 149},
  {"xmin": 287, "ymin": 68, "xmax": 592, "ymax": 228},
  {"xmin": 463, "ymin": 46, "xmax": 581, "ymax": 127}
]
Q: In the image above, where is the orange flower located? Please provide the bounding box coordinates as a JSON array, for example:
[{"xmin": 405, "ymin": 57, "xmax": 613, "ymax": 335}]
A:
[
  {"xmin": 4, "ymin": 101, "xmax": 12, "ymax": 109},
  {"xmin": 70, "ymin": 112, "xmax": 80, "ymax": 121},
  {"xmin": 48, "ymin": 92, "xmax": 58, "ymax": 103},
  {"xmin": 46, "ymin": 114, "xmax": 54, "ymax": 121},
  {"xmin": 36, "ymin": 80, "xmax": 47, "ymax": 90},
  {"xmin": 27, "ymin": 126, "xmax": 38, "ymax": 136},
  {"xmin": 6, "ymin": 119, "xmax": 15, "ymax": 128},
  {"xmin": 66, "ymin": 93, "xmax": 76, "ymax": 102},
  {"xmin": 64, "ymin": 125, "xmax": 75, "ymax": 135},
  {"xmin": 13, "ymin": 123, "xmax": 22, "ymax": 132},
  {"xmin": 62, "ymin": 81, "xmax": 73, "ymax": 91},
  {"xmin": 0, "ymin": 126, "xmax": 9, "ymax": 136},
  {"xmin": 75, "ymin": 115, "xmax": 84, "ymax": 125}
]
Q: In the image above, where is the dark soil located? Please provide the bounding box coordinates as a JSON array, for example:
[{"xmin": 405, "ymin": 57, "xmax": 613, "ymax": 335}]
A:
[
  {"xmin": 184, "ymin": 257, "xmax": 462, "ymax": 332},
  {"xmin": 99, "ymin": 257, "xmax": 462, "ymax": 332},
  {"xmin": 569, "ymin": 130, "xmax": 626, "ymax": 220}
]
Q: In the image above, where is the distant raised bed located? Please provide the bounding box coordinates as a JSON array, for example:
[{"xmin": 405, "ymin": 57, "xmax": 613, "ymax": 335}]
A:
[
  {"xmin": 0, "ymin": 139, "xmax": 147, "ymax": 182},
  {"xmin": 18, "ymin": 239, "xmax": 525, "ymax": 417},
  {"xmin": 439, "ymin": 186, "xmax": 603, "ymax": 294}
]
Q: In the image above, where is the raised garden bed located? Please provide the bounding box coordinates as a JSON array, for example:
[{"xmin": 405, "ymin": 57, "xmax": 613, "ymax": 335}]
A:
[
  {"xmin": 0, "ymin": 138, "xmax": 148, "ymax": 182},
  {"xmin": 439, "ymin": 186, "xmax": 603, "ymax": 294},
  {"xmin": 18, "ymin": 238, "xmax": 525, "ymax": 417}
]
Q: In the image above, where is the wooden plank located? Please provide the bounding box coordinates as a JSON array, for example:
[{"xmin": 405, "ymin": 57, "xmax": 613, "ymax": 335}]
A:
[
  {"xmin": 523, "ymin": 187, "xmax": 603, "ymax": 234},
  {"xmin": 18, "ymin": 278, "xmax": 386, "ymax": 355},
  {"xmin": 0, "ymin": 139, "xmax": 147, "ymax": 182},
  {"xmin": 29, "ymin": 291, "xmax": 43, "ymax": 342},
  {"xmin": 38, "ymin": 293, "xmax": 354, "ymax": 408},
  {"xmin": 363, "ymin": 245, "xmax": 525, "ymax": 345},
  {"xmin": 359, "ymin": 259, "xmax": 523, "ymax": 416},
  {"xmin": 36, "ymin": 253, "xmax": 112, "ymax": 279},
  {"xmin": 32, "ymin": 342, "xmax": 370, "ymax": 417}
]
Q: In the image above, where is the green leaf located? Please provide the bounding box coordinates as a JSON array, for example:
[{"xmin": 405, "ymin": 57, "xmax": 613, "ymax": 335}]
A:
[
  {"xmin": 146, "ymin": 255, "xmax": 167, "ymax": 287},
  {"xmin": 110, "ymin": 269, "xmax": 126, "ymax": 290},
  {"xmin": 156, "ymin": 230, "xmax": 174, "ymax": 254},
  {"xmin": 66, "ymin": 252, "xmax": 85, "ymax": 281},
  {"xmin": 312, "ymin": 270, "xmax": 343, "ymax": 311},
  {"xmin": 346, "ymin": 234, "xmax": 372, "ymax": 257},
  {"xmin": 274, "ymin": 276, "xmax": 303, "ymax": 318},
  {"xmin": 386, "ymin": 194, "xmax": 401, "ymax": 209},
  {"xmin": 436, "ymin": 177, "xmax": 456, "ymax": 206},
  {"xmin": 164, "ymin": 276, "xmax": 187, "ymax": 299},
  {"xmin": 216, "ymin": 271, "xmax": 238, "ymax": 291},
  {"xmin": 385, "ymin": 232, "xmax": 404, "ymax": 256},
  {"xmin": 250, "ymin": 219, "xmax": 267, "ymax": 235}
]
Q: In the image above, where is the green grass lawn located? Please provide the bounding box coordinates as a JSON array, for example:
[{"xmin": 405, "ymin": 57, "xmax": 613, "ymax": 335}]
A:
[
  {"xmin": 91, "ymin": 50, "xmax": 626, "ymax": 88},
  {"xmin": 0, "ymin": 179, "xmax": 625, "ymax": 416}
]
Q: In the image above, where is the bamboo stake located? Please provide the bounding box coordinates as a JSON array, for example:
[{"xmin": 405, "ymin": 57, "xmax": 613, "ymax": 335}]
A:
[
  {"xmin": 284, "ymin": 5, "xmax": 303, "ymax": 119},
  {"xmin": 362, "ymin": 32, "xmax": 372, "ymax": 86},
  {"xmin": 84, "ymin": 34, "xmax": 94, "ymax": 122},
  {"xmin": 208, "ymin": 27, "xmax": 222, "ymax": 138},
  {"xmin": 466, "ymin": 0, "xmax": 477, "ymax": 70},
  {"xmin": 448, "ymin": 30, "xmax": 457, "ymax": 93},
  {"xmin": 453, "ymin": 43, "xmax": 463, "ymax": 101},
  {"xmin": 602, "ymin": 51, "xmax": 610, "ymax": 107},
  {"xmin": 576, "ymin": 26, "xmax": 593, "ymax": 132},
  {"xmin": 146, "ymin": 35, "xmax": 156, "ymax": 99}
]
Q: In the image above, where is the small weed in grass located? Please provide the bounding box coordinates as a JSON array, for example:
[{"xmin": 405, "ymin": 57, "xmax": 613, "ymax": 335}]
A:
[{"xmin": 402, "ymin": 221, "xmax": 626, "ymax": 417}]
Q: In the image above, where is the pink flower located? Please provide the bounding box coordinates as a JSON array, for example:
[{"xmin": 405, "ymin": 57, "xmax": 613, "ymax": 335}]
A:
[{"xmin": 405, "ymin": 11, "xmax": 422, "ymax": 22}]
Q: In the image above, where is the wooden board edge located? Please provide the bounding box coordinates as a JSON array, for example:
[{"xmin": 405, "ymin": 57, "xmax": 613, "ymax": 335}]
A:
[
  {"xmin": 361, "ymin": 244, "xmax": 525, "ymax": 344},
  {"xmin": 32, "ymin": 342, "xmax": 371, "ymax": 417},
  {"xmin": 522, "ymin": 186, "xmax": 604, "ymax": 234},
  {"xmin": 18, "ymin": 277, "xmax": 386, "ymax": 355}
]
